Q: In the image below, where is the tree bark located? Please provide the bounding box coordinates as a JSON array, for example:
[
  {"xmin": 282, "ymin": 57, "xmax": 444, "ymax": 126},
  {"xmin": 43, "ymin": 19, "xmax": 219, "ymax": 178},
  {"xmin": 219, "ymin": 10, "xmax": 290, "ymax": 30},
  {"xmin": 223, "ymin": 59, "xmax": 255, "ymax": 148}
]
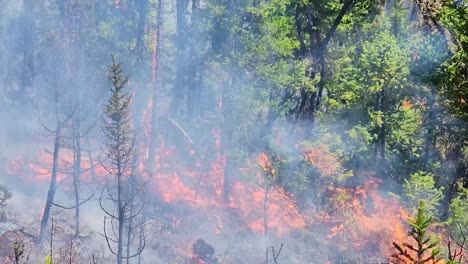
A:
[
  {"xmin": 135, "ymin": 0, "xmax": 148, "ymax": 61},
  {"xmin": 20, "ymin": 0, "xmax": 34, "ymax": 98},
  {"xmin": 263, "ymin": 185, "xmax": 269, "ymax": 237},
  {"xmin": 170, "ymin": 0, "xmax": 189, "ymax": 118},
  {"xmin": 72, "ymin": 110, "xmax": 81, "ymax": 238},
  {"xmin": 375, "ymin": 86, "xmax": 387, "ymax": 168},
  {"xmin": 148, "ymin": 0, "xmax": 164, "ymax": 171},
  {"xmin": 39, "ymin": 97, "xmax": 62, "ymax": 243}
]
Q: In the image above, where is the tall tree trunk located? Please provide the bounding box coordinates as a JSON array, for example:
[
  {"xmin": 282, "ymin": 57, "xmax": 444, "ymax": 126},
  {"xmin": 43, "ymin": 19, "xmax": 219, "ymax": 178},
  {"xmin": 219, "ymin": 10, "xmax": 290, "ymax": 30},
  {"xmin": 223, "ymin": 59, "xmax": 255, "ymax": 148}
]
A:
[
  {"xmin": 185, "ymin": 1, "xmax": 200, "ymax": 123},
  {"xmin": 20, "ymin": 0, "xmax": 34, "ymax": 98},
  {"xmin": 87, "ymin": 138, "xmax": 97, "ymax": 183},
  {"xmin": 125, "ymin": 152, "xmax": 138, "ymax": 264},
  {"xmin": 125, "ymin": 177, "xmax": 135, "ymax": 264},
  {"xmin": 148, "ymin": 0, "xmax": 164, "ymax": 171},
  {"xmin": 375, "ymin": 86, "xmax": 386, "ymax": 169},
  {"xmin": 135, "ymin": 0, "xmax": 148, "ymax": 61},
  {"xmin": 221, "ymin": 76, "xmax": 234, "ymax": 202},
  {"xmin": 72, "ymin": 109, "xmax": 81, "ymax": 238},
  {"xmin": 263, "ymin": 185, "xmax": 269, "ymax": 237},
  {"xmin": 117, "ymin": 168, "xmax": 124, "ymax": 264},
  {"xmin": 39, "ymin": 94, "xmax": 62, "ymax": 243},
  {"xmin": 423, "ymin": 86, "xmax": 437, "ymax": 170},
  {"xmin": 170, "ymin": 0, "xmax": 189, "ymax": 118}
]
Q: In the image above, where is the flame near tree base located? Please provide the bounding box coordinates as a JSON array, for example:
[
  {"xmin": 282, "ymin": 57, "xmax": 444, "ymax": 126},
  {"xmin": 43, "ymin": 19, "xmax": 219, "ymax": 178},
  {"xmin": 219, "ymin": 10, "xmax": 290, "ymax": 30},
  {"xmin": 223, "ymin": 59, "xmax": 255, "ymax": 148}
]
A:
[{"xmin": 6, "ymin": 130, "xmax": 413, "ymax": 262}]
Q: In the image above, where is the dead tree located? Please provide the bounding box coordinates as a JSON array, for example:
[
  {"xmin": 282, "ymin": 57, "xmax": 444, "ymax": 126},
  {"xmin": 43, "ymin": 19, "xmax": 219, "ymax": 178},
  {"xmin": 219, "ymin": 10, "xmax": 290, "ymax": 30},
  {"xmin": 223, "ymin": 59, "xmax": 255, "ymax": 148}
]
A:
[
  {"xmin": 135, "ymin": 0, "xmax": 148, "ymax": 62},
  {"xmin": 71, "ymin": 108, "xmax": 82, "ymax": 238},
  {"xmin": 50, "ymin": 106, "xmax": 96, "ymax": 239},
  {"xmin": 38, "ymin": 89, "xmax": 68, "ymax": 243},
  {"xmin": 147, "ymin": 0, "xmax": 164, "ymax": 171},
  {"xmin": 265, "ymin": 243, "xmax": 284, "ymax": 264},
  {"xmin": 38, "ymin": 96, "xmax": 95, "ymax": 242},
  {"xmin": 100, "ymin": 56, "xmax": 145, "ymax": 264},
  {"xmin": 258, "ymin": 152, "xmax": 277, "ymax": 237},
  {"xmin": 40, "ymin": 0, "xmax": 96, "ymax": 240},
  {"xmin": 447, "ymin": 222, "xmax": 468, "ymax": 263}
]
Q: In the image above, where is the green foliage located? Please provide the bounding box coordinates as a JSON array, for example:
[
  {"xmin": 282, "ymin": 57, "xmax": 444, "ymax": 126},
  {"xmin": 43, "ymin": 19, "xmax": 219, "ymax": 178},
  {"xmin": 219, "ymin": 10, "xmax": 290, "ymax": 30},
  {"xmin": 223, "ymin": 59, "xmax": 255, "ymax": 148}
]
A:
[
  {"xmin": 5, "ymin": 0, "xmax": 468, "ymax": 261},
  {"xmin": 45, "ymin": 255, "xmax": 52, "ymax": 264},
  {"xmin": 447, "ymin": 183, "xmax": 468, "ymax": 241},
  {"xmin": 102, "ymin": 55, "xmax": 135, "ymax": 176},
  {"xmin": 439, "ymin": 0, "xmax": 468, "ymax": 49},
  {"xmin": 0, "ymin": 185, "xmax": 12, "ymax": 222},
  {"xmin": 390, "ymin": 200, "xmax": 443, "ymax": 264},
  {"xmin": 403, "ymin": 171, "xmax": 444, "ymax": 217},
  {"xmin": 325, "ymin": 11, "xmax": 419, "ymax": 176},
  {"xmin": 0, "ymin": 184, "xmax": 12, "ymax": 207}
]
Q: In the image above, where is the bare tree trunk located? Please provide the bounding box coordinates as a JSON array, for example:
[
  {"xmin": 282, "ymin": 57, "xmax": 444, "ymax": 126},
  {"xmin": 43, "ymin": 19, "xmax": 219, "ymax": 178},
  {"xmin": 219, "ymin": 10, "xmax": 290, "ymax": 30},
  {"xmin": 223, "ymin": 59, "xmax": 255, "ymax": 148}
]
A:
[
  {"xmin": 148, "ymin": 0, "xmax": 164, "ymax": 170},
  {"xmin": 39, "ymin": 95, "xmax": 62, "ymax": 243},
  {"xmin": 375, "ymin": 86, "xmax": 386, "ymax": 165},
  {"xmin": 86, "ymin": 138, "xmax": 97, "ymax": 183},
  {"xmin": 20, "ymin": 0, "xmax": 34, "ymax": 99},
  {"xmin": 263, "ymin": 186, "xmax": 269, "ymax": 237},
  {"xmin": 125, "ymin": 185, "xmax": 134, "ymax": 264},
  {"xmin": 117, "ymin": 165, "xmax": 124, "ymax": 264},
  {"xmin": 170, "ymin": 0, "xmax": 188, "ymax": 118},
  {"xmin": 221, "ymin": 78, "xmax": 234, "ymax": 202},
  {"xmin": 125, "ymin": 154, "xmax": 138, "ymax": 264},
  {"xmin": 423, "ymin": 86, "xmax": 437, "ymax": 170},
  {"xmin": 72, "ymin": 109, "xmax": 81, "ymax": 238},
  {"xmin": 135, "ymin": 0, "xmax": 148, "ymax": 61}
]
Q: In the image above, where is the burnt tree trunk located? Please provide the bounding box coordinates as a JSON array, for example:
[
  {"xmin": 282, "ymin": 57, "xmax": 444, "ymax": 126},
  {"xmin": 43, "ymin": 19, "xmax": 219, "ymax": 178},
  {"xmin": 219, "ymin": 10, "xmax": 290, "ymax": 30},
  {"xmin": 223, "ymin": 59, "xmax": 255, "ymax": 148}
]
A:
[
  {"xmin": 221, "ymin": 77, "xmax": 234, "ymax": 202},
  {"xmin": 170, "ymin": 0, "xmax": 189, "ymax": 119},
  {"xmin": 39, "ymin": 95, "xmax": 62, "ymax": 243},
  {"xmin": 263, "ymin": 185, "xmax": 269, "ymax": 237},
  {"xmin": 87, "ymin": 138, "xmax": 97, "ymax": 183},
  {"xmin": 117, "ymin": 163, "xmax": 124, "ymax": 264},
  {"xmin": 20, "ymin": 0, "xmax": 34, "ymax": 98},
  {"xmin": 125, "ymin": 153, "xmax": 139, "ymax": 264},
  {"xmin": 72, "ymin": 110, "xmax": 82, "ymax": 238},
  {"xmin": 148, "ymin": 0, "xmax": 164, "ymax": 171},
  {"xmin": 135, "ymin": 0, "xmax": 148, "ymax": 61}
]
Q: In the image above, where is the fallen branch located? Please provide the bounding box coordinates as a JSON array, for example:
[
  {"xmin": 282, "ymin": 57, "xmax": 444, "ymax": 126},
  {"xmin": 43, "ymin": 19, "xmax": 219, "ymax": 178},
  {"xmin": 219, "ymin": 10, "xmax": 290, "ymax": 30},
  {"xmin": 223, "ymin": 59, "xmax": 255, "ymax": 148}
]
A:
[{"xmin": 167, "ymin": 116, "xmax": 193, "ymax": 144}]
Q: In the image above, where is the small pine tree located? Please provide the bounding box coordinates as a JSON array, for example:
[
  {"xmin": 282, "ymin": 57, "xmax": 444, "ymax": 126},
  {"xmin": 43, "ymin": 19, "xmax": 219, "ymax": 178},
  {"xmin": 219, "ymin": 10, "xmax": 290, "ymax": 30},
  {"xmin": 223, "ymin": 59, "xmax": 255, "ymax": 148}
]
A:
[
  {"xmin": 390, "ymin": 200, "xmax": 443, "ymax": 264},
  {"xmin": 100, "ymin": 55, "xmax": 145, "ymax": 264}
]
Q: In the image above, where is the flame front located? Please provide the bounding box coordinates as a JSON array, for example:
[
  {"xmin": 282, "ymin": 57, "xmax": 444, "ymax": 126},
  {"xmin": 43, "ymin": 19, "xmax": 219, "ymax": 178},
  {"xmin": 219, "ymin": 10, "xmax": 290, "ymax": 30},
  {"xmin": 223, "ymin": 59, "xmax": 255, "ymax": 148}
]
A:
[{"xmin": 6, "ymin": 109, "xmax": 413, "ymax": 261}]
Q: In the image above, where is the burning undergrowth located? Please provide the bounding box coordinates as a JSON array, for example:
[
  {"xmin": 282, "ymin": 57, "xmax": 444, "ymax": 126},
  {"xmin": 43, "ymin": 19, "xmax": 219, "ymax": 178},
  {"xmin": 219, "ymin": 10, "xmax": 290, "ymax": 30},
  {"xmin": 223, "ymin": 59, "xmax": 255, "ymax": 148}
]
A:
[{"xmin": 3, "ymin": 122, "xmax": 414, "ymax": 263}]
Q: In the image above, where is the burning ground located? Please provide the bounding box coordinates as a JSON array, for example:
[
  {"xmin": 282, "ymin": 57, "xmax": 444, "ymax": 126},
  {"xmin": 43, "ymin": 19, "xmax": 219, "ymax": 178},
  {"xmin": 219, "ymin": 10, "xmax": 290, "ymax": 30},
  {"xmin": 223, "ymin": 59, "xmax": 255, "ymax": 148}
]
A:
[
  {"xmin": 1, "ymin": 118, "xmax": 412, "ymax": 263},
  {"xmin": 1, "ymin": 0, "xmax": 468, "ymax": 263}
]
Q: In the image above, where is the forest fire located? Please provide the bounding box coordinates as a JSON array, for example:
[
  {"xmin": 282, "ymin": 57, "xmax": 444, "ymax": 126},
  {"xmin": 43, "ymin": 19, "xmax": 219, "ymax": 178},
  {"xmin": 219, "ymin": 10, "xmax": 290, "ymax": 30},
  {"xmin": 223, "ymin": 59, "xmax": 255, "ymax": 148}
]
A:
[
  {"xmin": 1, "ymin": 83, "xmax": 417, "ymax": 261},
  {"xmin": 2, "ymin": 0, "xmax": 468, "ymax": 262},
  {"xmin": 5, "ymin": 132, "xmax": 412, "ymax": 261},
  {"xmin": 320, "ymin": 177, "xmax": 410, "ymax": 256},
  {"xmin": 7, "ymin": 149, "xmax": 106, "ymax": 186}
]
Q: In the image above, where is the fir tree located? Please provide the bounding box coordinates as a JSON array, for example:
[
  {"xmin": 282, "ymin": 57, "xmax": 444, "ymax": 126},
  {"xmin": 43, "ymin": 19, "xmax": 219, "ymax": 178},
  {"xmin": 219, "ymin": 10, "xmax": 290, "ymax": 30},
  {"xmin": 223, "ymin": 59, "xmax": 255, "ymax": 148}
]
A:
[
  {"xmin": 390, "ymin": 200, "xmax": 442, "ymax": 264},
  {"xmin": 100, "ymin": 55, "xmax": 145, "ymax": 264}
]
